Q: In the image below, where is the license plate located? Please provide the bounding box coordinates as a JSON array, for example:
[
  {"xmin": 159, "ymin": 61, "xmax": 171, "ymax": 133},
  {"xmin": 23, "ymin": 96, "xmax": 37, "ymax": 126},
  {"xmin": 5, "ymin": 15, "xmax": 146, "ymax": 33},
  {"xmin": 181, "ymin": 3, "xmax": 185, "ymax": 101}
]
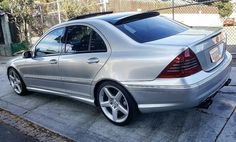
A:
[{"xmin": 209, "ymin": 47, "xmax": 222, "ymax": 63}]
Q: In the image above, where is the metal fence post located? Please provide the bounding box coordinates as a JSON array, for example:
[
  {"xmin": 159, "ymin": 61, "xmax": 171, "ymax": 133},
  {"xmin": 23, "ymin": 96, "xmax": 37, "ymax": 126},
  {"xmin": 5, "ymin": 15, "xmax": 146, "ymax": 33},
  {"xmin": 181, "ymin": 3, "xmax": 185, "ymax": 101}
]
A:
[
  {"xmin": 172, "ymin": 0, "xmax": 175, "ymax": 20},
  {"xmin": 56, "ymin": 0, "xmax": 61, "ymax": 24}
]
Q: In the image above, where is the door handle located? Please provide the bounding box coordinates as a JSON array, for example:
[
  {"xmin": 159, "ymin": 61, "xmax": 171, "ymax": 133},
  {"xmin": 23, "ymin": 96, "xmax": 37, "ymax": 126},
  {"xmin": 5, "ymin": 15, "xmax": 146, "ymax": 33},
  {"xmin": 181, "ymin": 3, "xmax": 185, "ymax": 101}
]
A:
[
  {"xmin": 87, "ymin": 57, "xmax": 99, "ymax": 64},
  {"xmin": 49, "ymin": 59, "xmax": 58, "ymax": 64}
]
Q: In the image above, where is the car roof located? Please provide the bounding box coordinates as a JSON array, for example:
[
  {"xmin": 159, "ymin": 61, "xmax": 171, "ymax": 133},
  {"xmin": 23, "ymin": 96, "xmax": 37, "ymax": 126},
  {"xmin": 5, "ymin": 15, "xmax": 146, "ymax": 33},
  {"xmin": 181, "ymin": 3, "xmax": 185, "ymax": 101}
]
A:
[
  {"xmin": 90, "ymin": 12, "xmax": 138, "ymax": 24},
  {"xmin": 53, "ymin": 11, "xmax": 159, "ymax": 30}
]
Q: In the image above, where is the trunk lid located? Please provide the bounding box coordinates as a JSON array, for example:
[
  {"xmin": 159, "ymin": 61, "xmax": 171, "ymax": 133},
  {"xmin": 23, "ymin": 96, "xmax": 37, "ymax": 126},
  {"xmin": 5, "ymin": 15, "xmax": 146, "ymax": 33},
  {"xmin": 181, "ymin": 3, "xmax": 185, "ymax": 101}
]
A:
[{"xmin": 146, "ymin": 27, "xmax": 226, "ymax": 71}]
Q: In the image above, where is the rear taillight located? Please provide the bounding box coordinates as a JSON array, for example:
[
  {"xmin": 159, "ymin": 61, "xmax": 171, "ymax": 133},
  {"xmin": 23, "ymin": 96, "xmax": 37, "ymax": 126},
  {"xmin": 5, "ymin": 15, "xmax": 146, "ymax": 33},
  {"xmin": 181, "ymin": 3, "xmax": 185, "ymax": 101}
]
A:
[{"xmin": 158, "ymin": 48, "xmax": 202, "ymax": 78}]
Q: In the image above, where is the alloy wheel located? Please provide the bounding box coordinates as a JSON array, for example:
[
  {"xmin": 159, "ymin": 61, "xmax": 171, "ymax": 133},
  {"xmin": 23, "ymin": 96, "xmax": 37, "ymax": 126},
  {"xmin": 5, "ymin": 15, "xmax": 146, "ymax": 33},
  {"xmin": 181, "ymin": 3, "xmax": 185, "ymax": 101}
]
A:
[
  {"xmin": 9, "ymin": 70, "xmax": 22, "ymax": 94},
  {"xmin": 99, "ymin": 85, "xmax": 129, "ymax": 123}
]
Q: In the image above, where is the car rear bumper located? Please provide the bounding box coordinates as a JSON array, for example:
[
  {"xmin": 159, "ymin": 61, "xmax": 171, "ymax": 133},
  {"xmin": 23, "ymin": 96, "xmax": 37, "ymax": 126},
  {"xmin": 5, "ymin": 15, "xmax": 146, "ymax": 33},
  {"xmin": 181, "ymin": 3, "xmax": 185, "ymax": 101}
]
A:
[{"xmin": 121, "ymin": 52, "xmax": 232, "ymax": 113}]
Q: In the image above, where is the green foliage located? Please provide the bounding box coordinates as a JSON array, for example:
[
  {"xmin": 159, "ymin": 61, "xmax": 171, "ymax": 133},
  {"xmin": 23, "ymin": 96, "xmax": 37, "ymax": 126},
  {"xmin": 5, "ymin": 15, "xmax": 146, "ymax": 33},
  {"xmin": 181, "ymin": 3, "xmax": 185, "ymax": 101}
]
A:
[
  {"xmin": 10, "ymin": 0, "xmax": 34, "ymax": 21},
  {"xmin": 11, "ymin": 40, "xmax": 29, "ymax": 54},
  {"xmin": 61, "ymin": 0, "xmax": 98, "ymax": 19},
  {"xmin": 0, "ymin": 0, "xmax": 99, "ymax": 42},
  {"xmin": 212, "ymin": 1, "xmax": 233, "ymax": 18},
  {"xmin": 0, "ymin": 0, "xmax": 10, "ymax": 12},
  {"xmin": 0, "ymin": 0, "xmax": 35, "ymax": 42}
]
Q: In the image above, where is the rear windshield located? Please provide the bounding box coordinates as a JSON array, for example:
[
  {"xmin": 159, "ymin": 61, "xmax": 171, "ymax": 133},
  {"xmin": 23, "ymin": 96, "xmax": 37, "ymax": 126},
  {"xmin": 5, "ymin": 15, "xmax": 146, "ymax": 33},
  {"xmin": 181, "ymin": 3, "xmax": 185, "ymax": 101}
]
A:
[{"xmin": 116, "ymin": 16, "xmax": 189, "ymax": 43}]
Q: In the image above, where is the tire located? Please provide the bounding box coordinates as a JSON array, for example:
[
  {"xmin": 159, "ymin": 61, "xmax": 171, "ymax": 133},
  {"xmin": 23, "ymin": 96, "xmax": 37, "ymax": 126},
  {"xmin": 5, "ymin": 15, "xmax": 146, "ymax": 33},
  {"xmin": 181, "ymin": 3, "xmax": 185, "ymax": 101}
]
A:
[
  {"xmin": 96, "ymin": 81, "xmax": 137, "ymax": 126},
  {"xmin": 8, "ymin": 68, "xmax": 28, "ymax": 96}
]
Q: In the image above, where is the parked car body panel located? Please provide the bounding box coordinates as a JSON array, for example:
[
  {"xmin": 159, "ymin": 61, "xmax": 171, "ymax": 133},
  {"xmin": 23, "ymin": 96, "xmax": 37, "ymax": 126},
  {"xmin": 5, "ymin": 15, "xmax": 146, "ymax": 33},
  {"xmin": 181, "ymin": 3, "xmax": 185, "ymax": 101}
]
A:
[
  {"xmin": 121, "ymin": 51, "xmax": 231, "ymax": 112},
  {"xmin": 7, "ymin": 12, "xmax": 232, "ymax": 113}
]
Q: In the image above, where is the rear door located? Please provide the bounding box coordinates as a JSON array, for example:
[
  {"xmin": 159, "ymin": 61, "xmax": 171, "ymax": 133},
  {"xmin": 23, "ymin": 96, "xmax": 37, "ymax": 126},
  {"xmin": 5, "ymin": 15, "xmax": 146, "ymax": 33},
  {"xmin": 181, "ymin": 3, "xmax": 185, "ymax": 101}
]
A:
[{"xmin": 59, "ymin": 24, "xmax": 111, "ymax": 97}]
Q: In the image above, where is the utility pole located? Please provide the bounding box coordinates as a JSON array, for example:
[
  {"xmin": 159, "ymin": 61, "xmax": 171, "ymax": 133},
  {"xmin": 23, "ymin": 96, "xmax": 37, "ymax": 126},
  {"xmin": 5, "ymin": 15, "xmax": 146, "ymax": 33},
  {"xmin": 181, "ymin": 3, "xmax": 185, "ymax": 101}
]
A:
[
  {"xmin": 56, "ymin": 0, "xmax": 61, "ymax": 23},
  {"xmin": 103, "ymin": 0, "xmax": 108, "ymax": 12},
  {"xmin": 100, "ymin": 0, "xmax": 108, "ymax": 12},
  {"xmin": 99, "ymin": 0, "xmax": 102, "ymax": 12}
]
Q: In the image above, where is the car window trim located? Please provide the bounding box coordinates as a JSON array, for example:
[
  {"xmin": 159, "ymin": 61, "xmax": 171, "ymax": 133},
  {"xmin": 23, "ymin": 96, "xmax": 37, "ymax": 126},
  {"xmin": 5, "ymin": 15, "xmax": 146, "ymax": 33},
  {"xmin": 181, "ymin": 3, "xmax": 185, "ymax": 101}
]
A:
[
  {"xmin": 63, "ymin": 24, "xmax": 107, "ymax": 55},
  {"xmin": 89, "ymin": 30, "xmax": 107, "ymax": 52},
  {"xmin": 60, "ymin": 49, "xmax": 108, "ymax": 56},
  {"xmin": 33, "ymin": 27, "xmax": 66, "ymax": 58}
]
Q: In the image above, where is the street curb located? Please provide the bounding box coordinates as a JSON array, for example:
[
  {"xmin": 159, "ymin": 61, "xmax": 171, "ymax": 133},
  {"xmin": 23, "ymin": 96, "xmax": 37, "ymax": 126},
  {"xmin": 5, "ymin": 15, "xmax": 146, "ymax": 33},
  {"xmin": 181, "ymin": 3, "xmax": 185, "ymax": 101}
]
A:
[
  {"xmin": 232, "ymin": 53, "xmax": 236, "ymax": 59},
  {"xmin": 0, "ymin": 108, "xmax": 74, "ymax": 142}
]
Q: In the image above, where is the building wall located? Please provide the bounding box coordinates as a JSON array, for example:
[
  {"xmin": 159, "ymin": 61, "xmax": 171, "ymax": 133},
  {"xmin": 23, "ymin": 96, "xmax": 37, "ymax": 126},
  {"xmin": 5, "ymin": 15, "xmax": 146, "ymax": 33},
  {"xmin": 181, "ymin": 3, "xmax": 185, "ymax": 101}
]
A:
[
  {"xmin": 162, "ymin": 14, "xmax": 222, "ymax": 27},
  {"xmin": 0, "ymin": 45, "xmax": 10, "ymax": 56}
]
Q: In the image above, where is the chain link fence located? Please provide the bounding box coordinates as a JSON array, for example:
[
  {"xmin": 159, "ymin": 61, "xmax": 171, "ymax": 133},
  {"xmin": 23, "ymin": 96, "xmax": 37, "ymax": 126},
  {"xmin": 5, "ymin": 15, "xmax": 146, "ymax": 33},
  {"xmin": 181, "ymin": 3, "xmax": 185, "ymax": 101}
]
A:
[
  {"xmin": 32, "ymin": 0, "xmax": 236, "ymax": 54},
  {"xmin": 106, "ymin": 0, "xmax": 236, "ymax": 54}
]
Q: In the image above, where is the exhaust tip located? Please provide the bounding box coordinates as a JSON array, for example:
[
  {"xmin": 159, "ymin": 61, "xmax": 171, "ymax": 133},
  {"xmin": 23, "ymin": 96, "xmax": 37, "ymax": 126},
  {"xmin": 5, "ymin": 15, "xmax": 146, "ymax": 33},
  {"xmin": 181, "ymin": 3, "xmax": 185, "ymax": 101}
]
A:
[
  {"xmin": 197, "ymin": 98, "xmax": 213, "ymax": 109},
  {"xmin": 225, "ymin": 79, "xmax": 231, "ymax": 86}
]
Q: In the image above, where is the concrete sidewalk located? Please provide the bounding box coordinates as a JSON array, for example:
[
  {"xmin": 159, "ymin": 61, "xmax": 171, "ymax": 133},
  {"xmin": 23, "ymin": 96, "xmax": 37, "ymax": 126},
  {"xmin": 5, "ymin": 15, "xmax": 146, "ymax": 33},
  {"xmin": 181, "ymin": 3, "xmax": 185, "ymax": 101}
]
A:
[
  {"xmin": 0, "ymin": 56, "xmax": 14, "ymax": 63},
  {"xmin": 1, "ymin": 60, "xmax": 236, "ymax": 142}
]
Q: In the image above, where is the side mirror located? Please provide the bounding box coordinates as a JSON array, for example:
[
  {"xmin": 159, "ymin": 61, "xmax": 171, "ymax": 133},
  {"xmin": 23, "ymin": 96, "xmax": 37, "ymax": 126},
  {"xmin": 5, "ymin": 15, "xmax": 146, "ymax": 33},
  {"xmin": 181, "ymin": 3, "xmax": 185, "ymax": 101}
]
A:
[{"xmin": 23, "ymin": 51, "xmax": 32, "ymax": 58}]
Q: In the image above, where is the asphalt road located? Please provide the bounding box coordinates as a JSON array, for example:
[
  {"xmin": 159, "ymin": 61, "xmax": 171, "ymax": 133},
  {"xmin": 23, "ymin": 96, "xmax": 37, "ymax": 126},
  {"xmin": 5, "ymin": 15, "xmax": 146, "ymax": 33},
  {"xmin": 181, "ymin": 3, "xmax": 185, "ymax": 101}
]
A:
[{"xmin": 0, "ymin": 122, "xmax": 37, "ymax": 142}]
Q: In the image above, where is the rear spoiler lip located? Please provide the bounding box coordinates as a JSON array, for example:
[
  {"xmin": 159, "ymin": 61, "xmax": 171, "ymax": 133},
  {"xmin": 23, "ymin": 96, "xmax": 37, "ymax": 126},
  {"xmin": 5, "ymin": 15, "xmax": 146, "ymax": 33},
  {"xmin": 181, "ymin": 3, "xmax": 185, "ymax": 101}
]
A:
[
  {"xmin": 188, "ymin": 27, "xmax": 223, "ymax": 47},
  {"xmin": 144, "ymin": 27, "xmax": 223, "ymax": 47}
]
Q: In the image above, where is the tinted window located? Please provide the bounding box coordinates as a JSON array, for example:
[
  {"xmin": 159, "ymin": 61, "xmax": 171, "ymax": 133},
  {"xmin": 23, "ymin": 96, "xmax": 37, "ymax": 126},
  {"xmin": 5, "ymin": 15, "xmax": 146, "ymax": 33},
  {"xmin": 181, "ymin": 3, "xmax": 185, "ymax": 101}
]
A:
[
  {"xmin": 65, "ymin": 25, "xmax": 107, "ymax": 53},
  {"xmin": 116, "ymin": 16, "xmax": 188, "ymax": 43},
  {"xmin": 90, "ymin": 31, "xmax": 107, "ymax": 52},
  {"xmin": 65, "ymin": 26, "xmax": 92, "ymax": 53},
  {"xmin": 35, "ymin": 28, "xmax": 64, "ymax": 57}
]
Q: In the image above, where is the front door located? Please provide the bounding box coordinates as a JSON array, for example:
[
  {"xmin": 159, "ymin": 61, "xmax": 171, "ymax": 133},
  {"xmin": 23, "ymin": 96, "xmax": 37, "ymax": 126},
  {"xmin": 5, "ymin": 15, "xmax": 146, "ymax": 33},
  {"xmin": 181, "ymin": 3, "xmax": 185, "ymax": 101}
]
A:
[
  {"xmin": 59, "ymin": 25, "xmax": 110, "ymax": 98},
  {"xmin": 22, "ymin": 27, "xmax": 65, "ymax": 92}
]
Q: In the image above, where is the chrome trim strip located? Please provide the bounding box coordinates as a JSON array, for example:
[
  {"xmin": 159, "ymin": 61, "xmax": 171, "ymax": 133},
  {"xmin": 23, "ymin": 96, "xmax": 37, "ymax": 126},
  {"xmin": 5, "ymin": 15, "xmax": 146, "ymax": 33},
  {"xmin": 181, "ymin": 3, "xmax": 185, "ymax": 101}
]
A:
[
  {"xmin": 61, "ymin": 77, "xmax": 92, "ymax": 85},
  {"xmin": 23, "ymin": 75, "xmax": 59, "ymax": 81},
  {"xmin": 138, "ymin": 103, "xmax": 181, "ymax": 109},
  {"xmin": 24, "ymin": 75, "xmax": 92, "ymax": 85}
]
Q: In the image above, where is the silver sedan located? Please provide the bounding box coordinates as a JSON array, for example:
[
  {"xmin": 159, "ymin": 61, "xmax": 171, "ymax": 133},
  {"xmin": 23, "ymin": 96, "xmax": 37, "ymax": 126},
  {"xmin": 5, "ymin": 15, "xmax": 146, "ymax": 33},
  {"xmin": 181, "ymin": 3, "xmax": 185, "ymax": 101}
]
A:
[{"xmin": 7, "ymin": 11, "xmax": 232, "ymax": 125}]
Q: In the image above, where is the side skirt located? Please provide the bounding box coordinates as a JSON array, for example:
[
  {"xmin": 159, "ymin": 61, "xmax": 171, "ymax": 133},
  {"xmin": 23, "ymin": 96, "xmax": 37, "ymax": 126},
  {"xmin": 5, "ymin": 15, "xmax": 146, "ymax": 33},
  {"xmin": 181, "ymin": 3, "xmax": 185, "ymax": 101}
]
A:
[{"xmin": 27, "ymin": 87, "xmax": 95, "ymax": 106}]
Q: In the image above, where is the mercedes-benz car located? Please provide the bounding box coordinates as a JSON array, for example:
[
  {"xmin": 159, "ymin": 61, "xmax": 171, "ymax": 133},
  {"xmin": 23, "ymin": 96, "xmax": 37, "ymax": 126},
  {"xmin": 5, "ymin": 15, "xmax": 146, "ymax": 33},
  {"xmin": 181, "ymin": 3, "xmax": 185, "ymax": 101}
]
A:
[{"xmin": 7, "ymin": 11, "xmax": 232, "ymax": 125}]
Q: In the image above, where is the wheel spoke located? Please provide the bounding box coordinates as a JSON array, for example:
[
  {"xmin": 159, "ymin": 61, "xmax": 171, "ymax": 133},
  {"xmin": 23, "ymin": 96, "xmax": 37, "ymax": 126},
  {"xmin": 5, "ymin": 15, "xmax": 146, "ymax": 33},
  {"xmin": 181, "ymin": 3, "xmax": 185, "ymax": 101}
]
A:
[
  {"xmin": 15, "ymin": 84, "xmax": 21, "ymax": 92},
  {"xmin": 103, "ymin": 88, "xmax": 113, "ymax": 99},
  {"xmin": 12, "ymin": 72, "xmax": 16, "ymax": 79},
  {"xmin": 9, "ymin": 78, "xmax": 14, "ymax": 86},
  {"xmin": 112, "ymin": 108, "xmax": 118, "ymax": 121},
  {"xmin": 10, "ymin": 82, "xmax": 14, "ymax": 87},
  {"xmin": 13, "ymin": 84, "xmax": 17, "ymax": 89},
  {"xmin": 9, "ymin": 75, "xmax": 14, "ymax": 81},
  {"xmin": 100, "ymin": 101, "xmax": 110, "ymax": 108},
  {"xmin": 15, "ymin": 78, "xmax": 21, "ymax": 84},
  {"xmin": 118, "ymin": 104, "xmax": 128, "ymax": 115},
  {"xmin": 115, "ymin": 91, "xmax": 122, "ymax": 101}
]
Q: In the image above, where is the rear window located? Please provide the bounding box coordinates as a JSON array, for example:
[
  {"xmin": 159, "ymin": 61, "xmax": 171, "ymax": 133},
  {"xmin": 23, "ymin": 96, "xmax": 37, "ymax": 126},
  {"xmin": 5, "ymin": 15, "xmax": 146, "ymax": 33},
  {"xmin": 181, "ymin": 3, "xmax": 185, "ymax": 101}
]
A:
[{"xmin": 116, "ymin": 16, "xmax": 188, "ymax": 43}]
